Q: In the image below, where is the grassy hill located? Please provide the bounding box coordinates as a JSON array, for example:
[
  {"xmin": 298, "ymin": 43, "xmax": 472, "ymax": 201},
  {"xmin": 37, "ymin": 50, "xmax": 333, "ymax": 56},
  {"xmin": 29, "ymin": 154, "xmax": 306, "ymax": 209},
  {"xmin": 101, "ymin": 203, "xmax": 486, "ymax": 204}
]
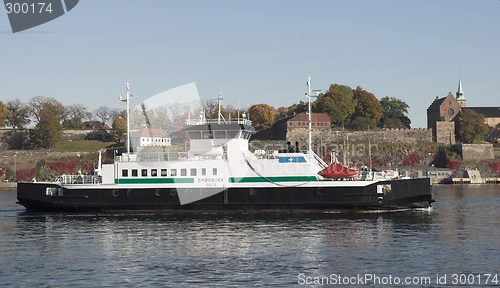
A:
[{"xmin": 51, "ymin": 140, "xmax": 117, "ymax": 152}]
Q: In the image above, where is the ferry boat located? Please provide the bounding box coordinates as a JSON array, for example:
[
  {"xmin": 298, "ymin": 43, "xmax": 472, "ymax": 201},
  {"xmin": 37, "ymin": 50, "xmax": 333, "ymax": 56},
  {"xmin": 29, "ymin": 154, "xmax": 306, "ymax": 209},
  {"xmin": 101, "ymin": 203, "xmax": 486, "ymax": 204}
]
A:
[{"xmin": 16, "ymin": 82, "xmax": 434, "ymax": 212}]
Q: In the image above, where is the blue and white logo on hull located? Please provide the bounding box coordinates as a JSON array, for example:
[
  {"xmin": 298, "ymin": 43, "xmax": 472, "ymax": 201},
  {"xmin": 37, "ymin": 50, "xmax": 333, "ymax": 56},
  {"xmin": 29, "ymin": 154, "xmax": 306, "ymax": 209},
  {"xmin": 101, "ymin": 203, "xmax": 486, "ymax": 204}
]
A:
[{"xmin": 278, "ymin": 156, "xmax": 306, "ymax": 163}]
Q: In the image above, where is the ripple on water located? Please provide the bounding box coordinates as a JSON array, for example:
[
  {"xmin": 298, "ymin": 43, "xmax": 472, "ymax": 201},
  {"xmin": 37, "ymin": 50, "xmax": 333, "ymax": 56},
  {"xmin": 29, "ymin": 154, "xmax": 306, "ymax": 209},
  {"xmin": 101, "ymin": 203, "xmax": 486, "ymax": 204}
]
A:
[{"xmin": 0, "ymin": 186, "xmax": 499, "ymax": 286}]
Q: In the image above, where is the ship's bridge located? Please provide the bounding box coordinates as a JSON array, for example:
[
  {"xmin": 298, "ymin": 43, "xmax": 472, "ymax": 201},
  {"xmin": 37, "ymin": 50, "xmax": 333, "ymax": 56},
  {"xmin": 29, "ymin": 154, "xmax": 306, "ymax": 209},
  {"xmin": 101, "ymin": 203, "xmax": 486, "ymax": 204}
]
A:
[{"xmin": 183, "ymin": 118, "xmax": 255, "ymax": 160}]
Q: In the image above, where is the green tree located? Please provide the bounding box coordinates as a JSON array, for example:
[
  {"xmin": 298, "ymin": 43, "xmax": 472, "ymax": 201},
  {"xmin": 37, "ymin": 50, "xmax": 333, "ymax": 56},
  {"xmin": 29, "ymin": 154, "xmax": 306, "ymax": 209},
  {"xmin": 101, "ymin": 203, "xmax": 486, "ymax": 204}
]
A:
[
  {"xmin": 275, "ymin": 106, "xmax": 288, "ymax": 119},
  {"xmin": 35, "ymin": 103, "xmax": 63, "ymax": 148},
  {"xmin": 379, "ymin": 96, "xmax": 411, "ymax": 128},
  {"xmin": 352, "ymin": 86, "xmax": 383, "ymax": 123},
  {"xmin": 315, "ymin": 84, "xmax": 356, "ymax": 126},
  {"xmin": 248, "ymin": 103, "xmax": 276, "ymax": 131},
  {"xmin": 349, "ymin": 116, "xmax": 378, "ymax": 130},
  {"xmin": 62, "ymin": 118, "xmax": 83, "ymax": 129},
  {"xmin": 287, "ymin": 101, "xmax": 309, "ymax": 116},
  {"xmin": 6, "ymin": 99, "xmax": 31, "ymax": 129},
  {"xmin": 486, "ymin": 123, "xmax": 500, "ymax": 144},
  {"xmin": 5, "ymin": 169, "xmax": 14, "ymax": 180},
  {"xmin": 112, "ymin": 117, "xmax": 127, "ymax": 142},
  {"xmin": 0, "ymin": 101, "xmax": 7, "ymax": 127},
  {"xmin": 456, "ymin": 109, "xmax": 489, "ymax": 144}
]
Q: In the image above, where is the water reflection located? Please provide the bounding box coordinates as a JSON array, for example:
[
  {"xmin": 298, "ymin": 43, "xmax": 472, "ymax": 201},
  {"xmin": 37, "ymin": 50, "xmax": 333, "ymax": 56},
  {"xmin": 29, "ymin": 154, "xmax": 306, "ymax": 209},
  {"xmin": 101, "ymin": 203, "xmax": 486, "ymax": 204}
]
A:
[
  {"xmin": 8, "ymin": 211, "xmax": 438, "ymax": 283},
  {"xmin": 1, "ymin": 185, "xmax": 499, "ymax": 286}
]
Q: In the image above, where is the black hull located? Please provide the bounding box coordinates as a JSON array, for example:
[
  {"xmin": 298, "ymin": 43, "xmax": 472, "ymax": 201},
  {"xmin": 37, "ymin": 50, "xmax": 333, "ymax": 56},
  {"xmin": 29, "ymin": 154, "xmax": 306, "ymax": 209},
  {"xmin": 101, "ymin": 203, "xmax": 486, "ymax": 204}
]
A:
[{"xmin": 17, "ymin": 178, "xmax": 434, "ymax": 213}]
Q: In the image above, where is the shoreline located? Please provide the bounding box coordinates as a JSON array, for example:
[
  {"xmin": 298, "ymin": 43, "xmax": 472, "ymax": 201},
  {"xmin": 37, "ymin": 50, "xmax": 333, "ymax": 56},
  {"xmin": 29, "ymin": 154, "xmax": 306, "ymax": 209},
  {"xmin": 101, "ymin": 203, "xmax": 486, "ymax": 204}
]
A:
[{"xmin": 0, "ymin": 183, "xmax": 17, "ymax": 188}]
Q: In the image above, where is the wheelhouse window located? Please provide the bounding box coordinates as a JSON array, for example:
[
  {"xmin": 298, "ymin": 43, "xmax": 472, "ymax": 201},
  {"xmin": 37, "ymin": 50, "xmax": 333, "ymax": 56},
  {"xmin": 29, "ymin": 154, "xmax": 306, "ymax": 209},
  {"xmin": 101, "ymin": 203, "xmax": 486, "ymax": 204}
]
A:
[
  {"xmin": 201, "ymin": 168, "xmax": 206, "ymax": 176},
  {"xmin": 213, "ymin": 168, "xmax": 218, "ymax": 176},
  {"xmin": 181, "ymin": 168, "xmax": 187, "ymax": 176},
  {"xmin": 214, "ymin": 131, "xmax": 227, "ymax": 139},
  {"xmin": 132, "ymin": 169, "xmax": 138, "ymax": 177},
  {"xmin": 190, "ymin": 168, "xmax": 197, "ymax": 176},
  {"xmin": 202, "ymin": 131, "xmax": 213, "ymax": 139},
  {"xmin": 161, "ymin": 169, "xmax": 167, "ymax": 177},
  {"xmin": 122, "ymin": 169, "xmax": 128, "ymax": 177},
  {"xmin": 241, "ymin": 131, "xmax": 252, "ymax": 140},
  {"xmin": 187, "ymin": 131, "xmax": 201, "ymax": 139},
  {"xmin": 151, "ymin": 169, "xmax": 158, "ymax": 177},
  {"xmin": 171, "ymin": 169, "xmax": 177, "ymax": 177},
  {"xmin": 141, "ymin": 169, "xmax": 147, "ymax": 177}
]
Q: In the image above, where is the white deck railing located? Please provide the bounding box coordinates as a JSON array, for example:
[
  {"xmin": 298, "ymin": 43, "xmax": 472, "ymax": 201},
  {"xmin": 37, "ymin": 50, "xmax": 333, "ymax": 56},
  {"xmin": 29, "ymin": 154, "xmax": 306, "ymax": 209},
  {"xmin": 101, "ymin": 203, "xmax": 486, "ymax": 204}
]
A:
[
  {"xmin": 115, "ymin": 152, "xmax": 182, "ymax": 162},
  {"xmin": 185, "ymin": 118, "xmax": 252, "ymax": 126},
  {"xmin": 114, "ymin": 152, "xmax": 226, "ymax": 162},
  {"xmin": 55, "ymin": 174, "xmax": 102, "ymax": 185}
]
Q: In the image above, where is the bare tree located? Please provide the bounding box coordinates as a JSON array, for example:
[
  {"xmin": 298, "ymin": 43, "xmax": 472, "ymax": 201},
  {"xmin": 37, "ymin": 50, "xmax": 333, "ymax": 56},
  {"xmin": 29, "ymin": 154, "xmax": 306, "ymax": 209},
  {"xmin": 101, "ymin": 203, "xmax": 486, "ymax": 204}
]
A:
[
  {"xmin": 62, "ymin": 104, "xmax": 92, "ymax": 128},
  {"xmin": 129, "ymin": 107, "xmax": 144, "ymax": 130},
  {"xmin": 110, "ymin": 108, "xmax": 123, "ymax": 120},
  {"xmin": 146, "ymin": 105, "xmax": 174, "ymax": 129},
  {"xmin": 152, "ymin": 105, "xmax": 167, "ymax": 119},
  {"xmin": 6, "ymin": 99, "xmax": 31, "ymax": 129},
  {"xmin": 29, "ymin": 96, "xmax": 65, "ymax": 122},
  {"xmin": 67, "ymin": 104, "xmax": 92, "ymax": 121},
  {"xmin": 202, "ymin": 99, "xmax": 218, "ymax": 119},
  {"xmin": 94, "ymin": 106, "xmax": 113, "ymax": 125}
]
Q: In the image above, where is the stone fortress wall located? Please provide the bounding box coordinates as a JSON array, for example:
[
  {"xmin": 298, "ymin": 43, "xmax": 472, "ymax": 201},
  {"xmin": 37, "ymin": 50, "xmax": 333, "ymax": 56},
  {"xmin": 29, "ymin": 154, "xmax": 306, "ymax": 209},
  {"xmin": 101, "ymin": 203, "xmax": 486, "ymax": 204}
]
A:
[{"xmin": 286, "ymin": 128, "xmax": 432, "ymax": 145}]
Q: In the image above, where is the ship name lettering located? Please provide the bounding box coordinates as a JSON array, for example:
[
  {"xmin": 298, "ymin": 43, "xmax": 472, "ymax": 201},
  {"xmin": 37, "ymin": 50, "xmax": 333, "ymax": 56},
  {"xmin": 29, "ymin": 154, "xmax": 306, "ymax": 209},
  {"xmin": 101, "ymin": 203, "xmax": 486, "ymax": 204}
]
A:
[{"xmin": 198, "ymin": 178, "xmax": 224, "ymax": 183}]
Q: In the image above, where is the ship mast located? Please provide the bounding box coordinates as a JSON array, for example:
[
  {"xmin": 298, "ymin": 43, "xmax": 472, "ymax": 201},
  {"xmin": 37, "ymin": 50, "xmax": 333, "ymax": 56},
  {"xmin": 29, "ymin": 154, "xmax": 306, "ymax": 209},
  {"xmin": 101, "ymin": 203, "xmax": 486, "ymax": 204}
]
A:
[
  {"xmin": 217, "ymin": 92, "xmax": 225, "ymax": 124},
  {"xmin": 306, "ymin": 77, "xmax": 320, "ymax": 160},
  {"xmin": 119, "ymin": 83, "xmax": 132, "ymax": 161},
  {"xmin": 368, "ymin": 125, "xmax": 372, "ymax": 171}
]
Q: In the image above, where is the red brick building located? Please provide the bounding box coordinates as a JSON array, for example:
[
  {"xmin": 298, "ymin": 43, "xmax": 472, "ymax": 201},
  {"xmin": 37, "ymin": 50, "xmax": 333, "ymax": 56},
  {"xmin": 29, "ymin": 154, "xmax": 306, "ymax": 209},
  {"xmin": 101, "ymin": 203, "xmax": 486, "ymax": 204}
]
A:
[{"xmin": 427, "ymin": 79, "xmax": 500, "ymax": 143}]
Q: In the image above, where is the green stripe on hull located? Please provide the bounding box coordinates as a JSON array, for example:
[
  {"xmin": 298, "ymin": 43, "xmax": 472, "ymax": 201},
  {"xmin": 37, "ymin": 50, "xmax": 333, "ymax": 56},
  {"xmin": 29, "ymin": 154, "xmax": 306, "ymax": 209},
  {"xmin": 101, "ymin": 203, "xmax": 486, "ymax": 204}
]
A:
[
  {"xmin": 114, "ymin": 176, "xmax": 317, "ymax": 184},
  {"xmin": 115, "ymin": 178, "xmax": 194, "ymax": 184},
  {"xmin": 229, "ymin": 176, "xmax": 317, "ymax": 183}
]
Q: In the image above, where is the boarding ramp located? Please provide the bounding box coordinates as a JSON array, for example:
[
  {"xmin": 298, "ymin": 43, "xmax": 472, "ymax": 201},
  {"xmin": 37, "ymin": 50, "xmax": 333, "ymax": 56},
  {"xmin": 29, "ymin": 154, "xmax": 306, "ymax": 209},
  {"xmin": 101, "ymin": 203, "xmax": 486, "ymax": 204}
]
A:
[{"xmin": 465, "ymin": 169, "xmax": 483, "ymax": 184}]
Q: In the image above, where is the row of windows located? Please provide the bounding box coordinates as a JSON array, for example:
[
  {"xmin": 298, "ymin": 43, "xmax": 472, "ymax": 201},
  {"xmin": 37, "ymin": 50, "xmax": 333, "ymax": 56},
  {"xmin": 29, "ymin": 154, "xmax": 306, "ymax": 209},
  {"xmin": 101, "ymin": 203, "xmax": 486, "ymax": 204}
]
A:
[
  {"xmin": 140, "ymin": 138, "xmax": 169, "ymax": 142},
  {"xmin": 121, "ymin": 167, "xmax": 218, "ymax": 177},
  {"xmin": 131, "ymin": 138, "xmax": 170, "ymax": 143},
  {"xmin": 187, "ymin": 130, "xmax": 252, "ymax": 140},
  {"xmin": 425, "ymin": 172, "xmax": 451, "ymax": 177},
  {"xmin": 289, "ymin": 122, "xmax": 329, "ymax": 127}
]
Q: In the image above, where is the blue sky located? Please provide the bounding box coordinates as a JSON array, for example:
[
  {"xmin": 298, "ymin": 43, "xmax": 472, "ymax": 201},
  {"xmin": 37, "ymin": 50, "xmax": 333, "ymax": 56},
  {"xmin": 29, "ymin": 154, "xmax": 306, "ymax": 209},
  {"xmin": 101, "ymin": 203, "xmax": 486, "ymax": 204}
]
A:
[{"xmin": 1, "ymin": 0, "xmax": 499, "ymax": 128}]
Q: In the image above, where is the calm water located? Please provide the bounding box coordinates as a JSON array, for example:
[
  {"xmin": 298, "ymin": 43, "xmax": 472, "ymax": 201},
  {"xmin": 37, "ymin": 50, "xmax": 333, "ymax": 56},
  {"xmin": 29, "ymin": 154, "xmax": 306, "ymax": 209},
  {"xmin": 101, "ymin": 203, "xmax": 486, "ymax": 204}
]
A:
[{"xmin": 0, "ymin": 185, "xmax": 499, "ymax": 287}]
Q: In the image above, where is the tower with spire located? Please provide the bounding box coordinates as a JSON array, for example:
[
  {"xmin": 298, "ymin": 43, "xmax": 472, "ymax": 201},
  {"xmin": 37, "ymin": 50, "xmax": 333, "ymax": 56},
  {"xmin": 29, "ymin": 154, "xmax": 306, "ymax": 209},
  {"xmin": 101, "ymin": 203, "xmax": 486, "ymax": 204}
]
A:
[{"xmin": 456, "ymin": 79, "xmax": 466, "ymax": 107}]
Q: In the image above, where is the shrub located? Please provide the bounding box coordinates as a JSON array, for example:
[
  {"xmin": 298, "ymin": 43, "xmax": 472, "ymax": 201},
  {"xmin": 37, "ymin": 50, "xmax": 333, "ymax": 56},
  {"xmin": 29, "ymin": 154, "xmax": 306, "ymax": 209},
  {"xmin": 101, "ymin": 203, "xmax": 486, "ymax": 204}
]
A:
[
  {"xmin": 488, "ymin": 160, "xmax": 500, "ymax": 175},
  {"xmin": 48, "ymin": 162, "xmax": 77, "ymax": 175},
  {"xmin": 403, "ymin": 153, "xmax": 420, "ymax": 166}
]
